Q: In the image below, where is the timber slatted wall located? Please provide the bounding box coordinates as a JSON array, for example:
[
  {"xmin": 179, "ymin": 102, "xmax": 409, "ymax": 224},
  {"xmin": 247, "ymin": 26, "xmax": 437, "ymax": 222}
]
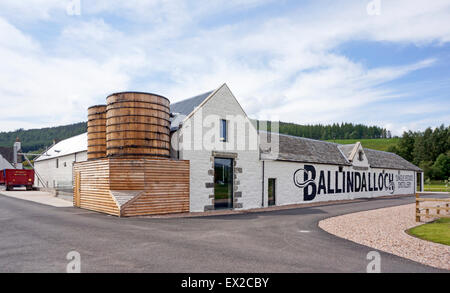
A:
[
  {"xmin": 73, "ymin": 158, "xmax": 190, "ymax": 217},
  {"xmin": 73, "ymin": 159, "xmax": 120, "ymax": 216},
  {"xmin": 109, "ymin": 159, "xmax": 146, "ymax": 191},
  {"xmin": 121, "ymin": 160, "xmax": 190, "ymax": 216}
]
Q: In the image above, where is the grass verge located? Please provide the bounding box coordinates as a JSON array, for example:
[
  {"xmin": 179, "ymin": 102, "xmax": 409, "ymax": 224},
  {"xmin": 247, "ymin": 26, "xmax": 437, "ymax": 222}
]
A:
[
  {"xmin": 325, "ymin": 138, "xmax": 400, "ymax": 152},
  {"xmin": 424, "ymin": 181, "xmax": 450, "ymax": 192},
  {"xmin": 407, "ymin": 218, "xmax": 450, "ymax": 246}
]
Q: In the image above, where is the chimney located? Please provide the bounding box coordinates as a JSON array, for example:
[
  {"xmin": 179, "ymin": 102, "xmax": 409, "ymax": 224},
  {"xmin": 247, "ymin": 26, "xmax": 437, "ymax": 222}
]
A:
[{"xmin": 13, "ymin": 137, "xmax": 22, "ymax": 168}]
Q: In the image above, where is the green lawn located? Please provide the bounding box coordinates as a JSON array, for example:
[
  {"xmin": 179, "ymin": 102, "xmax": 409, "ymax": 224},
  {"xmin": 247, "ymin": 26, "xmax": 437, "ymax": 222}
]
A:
[
  {"xmin": 326, "ymin": 138, "xmax": 400, "ymax": 152},
  {"xmin": 423, "ymin": 180, "xmax": 450, "ymax": 192},
  {"xmin": 424, "ymin": 184, "xmax": 450, "ymax": 192},
  {"xmin": 407, "ymin": 218, "xmax": 450, "ymax": 246}
]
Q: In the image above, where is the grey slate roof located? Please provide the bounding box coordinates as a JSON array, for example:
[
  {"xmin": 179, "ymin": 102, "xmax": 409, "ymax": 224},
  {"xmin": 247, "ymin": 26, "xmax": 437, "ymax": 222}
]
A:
[
  {"xmin": 0, "ymin": 154, "xmax": 13, "ymax": 170},
  {"xmin": 170, "ymin": 91, "xmax": 213, "ymax": 116},
  {"xmin": 338, "ymin": 144, "xmax": 355, "ymax": 159},
  {"xmin": 261, "ymin": 133, "xmax": 421, "ymax": 171},
  {"xmin": 0, "ymin": 147, "xmax": 13, "ymax": 163},
  {"xmin": 261, "ymin": 133, "xmax": 351, "ymax": 166},
  {"xmin": 364, "ymin": 149, "xmax": 422, "ymax": 171}
]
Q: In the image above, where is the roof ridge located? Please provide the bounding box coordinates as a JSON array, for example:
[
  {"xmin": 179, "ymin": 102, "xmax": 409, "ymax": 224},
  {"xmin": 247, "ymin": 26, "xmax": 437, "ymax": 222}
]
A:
[
  {"xmin": 171, "ymin": 90, "xmax": 214, "ymax": 106},
  {"xmin": 260, "ymin": 130, "xmax": 340, "ymax": 145}
]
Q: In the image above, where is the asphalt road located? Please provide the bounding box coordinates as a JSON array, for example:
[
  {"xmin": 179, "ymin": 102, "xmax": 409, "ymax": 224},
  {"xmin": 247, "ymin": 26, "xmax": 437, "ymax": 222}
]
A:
[{"xmin": 0, "ymin": 193, "xmax": 448, "ymax": 273}]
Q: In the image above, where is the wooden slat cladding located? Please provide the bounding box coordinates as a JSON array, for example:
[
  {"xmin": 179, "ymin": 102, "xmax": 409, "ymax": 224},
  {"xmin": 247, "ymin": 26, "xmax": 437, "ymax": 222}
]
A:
[
  {"xmin": 87, "ymin": 105, "xmax": 107, "ymax": 160},
  {"xmin": 73, "ymin": 158, "xmax": 190, "ymax": 217},
  {"xmin": 122, "ymin": 159, "xmax": 190, "ymax": 216},
  {"xmin": 106, "ymin": 92, "xmax": 171, "ymax": 159},
  {"xmin": 109, "ymin": 159, "xmax": 146, "ymax": 190},
  {"xmin": 73, "ymin": 159, "xmax": 120, "ymax": 216},
  {"xmin": 74, "ymin": 172, "xmax": 81, "ymax": 207}
]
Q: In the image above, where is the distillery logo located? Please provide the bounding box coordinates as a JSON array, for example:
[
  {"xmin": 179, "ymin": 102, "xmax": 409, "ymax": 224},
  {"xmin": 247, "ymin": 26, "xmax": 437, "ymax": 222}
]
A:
[
  {"xmin": 294, "ymin": 165, "xmax": 395, "ymax": 201},
  {"xmin": 293, "ymin": 165, "xmax": 317, "ymax": 201}
]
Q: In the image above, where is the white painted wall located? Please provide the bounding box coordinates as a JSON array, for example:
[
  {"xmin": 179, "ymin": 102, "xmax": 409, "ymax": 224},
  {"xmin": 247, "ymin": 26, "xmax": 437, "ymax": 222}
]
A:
[
  {"xmin": 0, "ymin": 154, "xmax": 13, "ymax": 170},
  {"xmin": 34, "ymin": 151, "xmax": 87, "ymax": 189},
  {"xmin": 350, "ymin": 144, "xmax": 370, "ymax": 168},
  {"xmin": 179, "ymin": 84, "xmax": 262, "ymax": 212},
  {"xmin": 263, "ymin": 160, "xmax": 416, "ymax": 206}
]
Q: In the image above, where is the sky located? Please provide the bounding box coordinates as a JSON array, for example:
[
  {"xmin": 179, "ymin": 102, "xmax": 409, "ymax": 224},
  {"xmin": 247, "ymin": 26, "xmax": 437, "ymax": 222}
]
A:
[{"xmin": 0, "ymin": 0, "xmax": 449, "ymax": 135}]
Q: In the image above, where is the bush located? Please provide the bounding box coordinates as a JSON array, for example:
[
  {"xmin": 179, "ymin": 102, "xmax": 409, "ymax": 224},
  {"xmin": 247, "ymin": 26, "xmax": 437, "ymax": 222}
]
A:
[
  {"xmin": 419, "ymin": 161, "xmax": 434, "ymax": 180},
  {"xmin": 432, "ymin": 153, "xmax": 450, "ymax": 180}
]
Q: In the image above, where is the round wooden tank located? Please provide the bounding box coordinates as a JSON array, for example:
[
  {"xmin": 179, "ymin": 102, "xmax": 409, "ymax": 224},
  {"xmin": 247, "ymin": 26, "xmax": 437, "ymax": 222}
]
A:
[
  {"xmin": 87, "ymin": 105, "xmax": 107, "ymax": 160},
  {"xmin": 106, "ymin": 92, "xmax": 171, "ymax": 159}
]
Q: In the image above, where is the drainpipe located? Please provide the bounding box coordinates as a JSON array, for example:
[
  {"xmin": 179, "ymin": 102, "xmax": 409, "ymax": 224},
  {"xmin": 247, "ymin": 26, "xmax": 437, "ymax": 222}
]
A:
[
  {"xmin": 258, "ymin": 121, "xmax": 265, "ymax": 208},
  {"xmin": 262, "ymin": 160, "xmax": 265, "ymax": 207},
  {"xmin": 421, "ymin": 172, "xmax": 424, "ymax": 192},
  {"xmin": 13, "ymin": 137, "xmax": 21, "ymax": 169}
]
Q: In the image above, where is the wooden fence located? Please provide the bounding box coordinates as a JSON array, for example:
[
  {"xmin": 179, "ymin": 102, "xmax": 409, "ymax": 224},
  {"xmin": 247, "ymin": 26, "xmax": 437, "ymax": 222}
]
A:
[{"xmin": 415, "ymin": 193, "xmax": 450, "ymax": 222}]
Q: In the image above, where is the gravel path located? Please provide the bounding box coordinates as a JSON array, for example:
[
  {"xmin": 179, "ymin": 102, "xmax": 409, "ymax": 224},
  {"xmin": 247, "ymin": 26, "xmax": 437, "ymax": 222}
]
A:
[{"xmin": 319, "ymin": 203, "xmax": 450, "ymax": 270}]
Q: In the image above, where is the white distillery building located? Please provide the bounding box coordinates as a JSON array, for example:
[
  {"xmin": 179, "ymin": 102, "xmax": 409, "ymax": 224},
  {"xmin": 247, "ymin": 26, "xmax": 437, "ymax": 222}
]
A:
[
  {"xmin": 34, "ymin": 133, "xmax": 87, "ymax": 193},
  {"xmin": 34, "ymin": 84, "xmax": 423, "ymax": 212}
]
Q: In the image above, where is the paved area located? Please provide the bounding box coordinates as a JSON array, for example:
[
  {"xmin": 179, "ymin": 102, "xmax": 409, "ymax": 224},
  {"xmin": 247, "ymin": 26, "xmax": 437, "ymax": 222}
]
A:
[
  {"xmin": 0, "ymin": 188, "xmax": 72, "ymax": 207},
  {"xmin": 0, "ymin": 192, "xmax": 448, "ymax": 273},
  {"xmin": 320, "ymin": 203, "xmax": 450, "ymax": 270}
]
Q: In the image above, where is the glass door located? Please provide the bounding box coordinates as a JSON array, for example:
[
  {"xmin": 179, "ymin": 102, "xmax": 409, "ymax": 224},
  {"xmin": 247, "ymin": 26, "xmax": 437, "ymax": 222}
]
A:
[
  {"xmin": 268, "ymin": 178, "xmax": 276, "ymax": 206},
  {"xmin": 214, "ymin": 158, "xmax": 233, "ymax": 209}
]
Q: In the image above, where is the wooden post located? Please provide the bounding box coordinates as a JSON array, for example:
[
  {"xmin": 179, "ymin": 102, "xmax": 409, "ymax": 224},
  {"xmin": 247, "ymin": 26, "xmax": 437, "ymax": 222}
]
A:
[
  {"xmin": 74, "ymin": 172, "xmax": 81, "ymax": 208},
  {"xmin": 415, "ymin": 193, "xmax": 420, "ymax": 222},
  {"xmin": 437, "ymin": 205, "xmax": 440, "ymax": 215}
]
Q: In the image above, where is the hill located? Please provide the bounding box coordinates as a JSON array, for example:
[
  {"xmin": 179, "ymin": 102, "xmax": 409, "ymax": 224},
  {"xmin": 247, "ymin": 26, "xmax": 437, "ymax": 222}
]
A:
[
  {"xmin": 325, "ymin": 138, "xmax": 400, "ymax": 152},
  {"xmin": 0, "ymin": 120, "xmax": 392, "ymax": 154},
  {"xmin": 0, "ymin": 122, "xmax": 87, "ymax": 153}
]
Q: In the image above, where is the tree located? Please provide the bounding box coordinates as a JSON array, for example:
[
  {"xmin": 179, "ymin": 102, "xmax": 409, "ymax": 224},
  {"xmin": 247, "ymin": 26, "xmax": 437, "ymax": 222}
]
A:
[
  {"xmin": 393, "ymin": 125, "xmax": 449, "ymax": 180},
  {"xmin": 432, "ymin": 153, "xmax": 450, "ymax": 180},
  {"xmin": 396, "ymin": 131, "xmax": 416, "ymax": 162},
  {"xmin": 419, "ymin": 161, "xmax": 434, "ymax": 180}
]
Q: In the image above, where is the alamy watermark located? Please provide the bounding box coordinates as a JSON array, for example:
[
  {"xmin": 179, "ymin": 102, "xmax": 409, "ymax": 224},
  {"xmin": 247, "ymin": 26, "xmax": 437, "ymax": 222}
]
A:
[
  {"xmin": 171, "ymin": 108, "xmax": 280, "ymax": 156},
  {"xmin": 66, "ymin": 251, "xmax": 81, "ymax": 273},
  {"xmin": 366, "ymin": 251, "xmax": 381, "ymax": 273},
  {"xmin": 66, "ymin": 0, "xmax": 81, "ymax": 16},
  {"xmin": 367, "ymin": 0, "xmax": 381, "ymax": 16}
]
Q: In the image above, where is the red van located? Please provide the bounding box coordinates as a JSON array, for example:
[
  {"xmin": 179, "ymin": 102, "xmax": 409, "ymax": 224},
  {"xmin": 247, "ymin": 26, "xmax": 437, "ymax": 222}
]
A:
[{"xmin": 0, "ymin": 169, "xmax": 35, "ymax": 191}]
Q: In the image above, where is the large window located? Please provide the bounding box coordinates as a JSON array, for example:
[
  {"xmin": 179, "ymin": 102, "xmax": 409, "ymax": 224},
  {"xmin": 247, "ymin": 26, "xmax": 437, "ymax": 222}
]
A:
[
  {"xmin": 214, "ymin": 158, "xmax": 233, "ymax": 209},
  {"xmin": 220, "ymin": 119, "xmax": 227, "ymax": 142}
]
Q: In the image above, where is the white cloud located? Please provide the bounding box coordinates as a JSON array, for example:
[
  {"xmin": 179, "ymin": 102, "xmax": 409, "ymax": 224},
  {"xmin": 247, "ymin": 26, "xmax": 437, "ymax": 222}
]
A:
[
  {"xmin": 0, "ymin": 0, "xmax": 449, "ymax": 132},
  {"xmin": 0, "ymin": 16, "xmax": 130, "ymax": 129}
]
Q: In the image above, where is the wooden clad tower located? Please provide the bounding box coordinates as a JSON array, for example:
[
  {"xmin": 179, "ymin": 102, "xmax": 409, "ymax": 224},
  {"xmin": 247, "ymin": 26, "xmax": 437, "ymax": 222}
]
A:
[
  {"xmin": 75, "ymin": 91, "xmax": 190, "ymax": 217},
  {"xmin": 106, "ymin": 92, "xmax": 171, "ymax": 159},
  {"xmin": 87, "ymin": 105, "xmax": 107, "ymax": 160}
]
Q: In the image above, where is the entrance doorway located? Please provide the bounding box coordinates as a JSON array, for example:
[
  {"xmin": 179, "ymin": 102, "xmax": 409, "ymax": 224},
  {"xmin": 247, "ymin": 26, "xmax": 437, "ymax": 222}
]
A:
[
  {"xmin": 268, "ymin": 178, "xmax": 276, "ymax": 206},
  {"xmin": 214, "ymin": 158, "xmax": 233, "ymax": 209}
]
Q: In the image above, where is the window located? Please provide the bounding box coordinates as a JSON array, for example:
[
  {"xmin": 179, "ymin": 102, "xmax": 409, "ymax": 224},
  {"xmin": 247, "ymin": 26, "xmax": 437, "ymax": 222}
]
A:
[
  {"xmin": 220, "ymin": 119, "xmax": 227, "ymax": 142},
  {"xmin": 268, "ymin": 178, "xmax": 276, "ymax": 206},
  {"xmin": 358, "ymin": 151, "xmax": 364, "ymax": 161},
  {"xmin": 56, "ymin": 158, "xmax": 59, "ymax": 168},
  {"xmin": 214, "ymin": 158, "xmax": 233, "ymax": 209}
]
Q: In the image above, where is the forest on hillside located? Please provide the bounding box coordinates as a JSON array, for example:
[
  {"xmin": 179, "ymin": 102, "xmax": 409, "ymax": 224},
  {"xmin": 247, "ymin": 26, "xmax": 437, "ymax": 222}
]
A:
[
  {"xmin": 387, "ymin": 125, "xmax": 449, "ymax": 180},
  {"xmin": 1, "ymin": 121, "xmax": 448, "ymax": 181},
  {"xmin": 0, "ymin": 121, "xmax": 390, "ymax": 154},
  {"xmin": 0, "ymin": 122, "xmax": 87, "ymax": 153},
  {"xmin": 257, "ymin": 121, "xmax": 391, "ymax": 140}
]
